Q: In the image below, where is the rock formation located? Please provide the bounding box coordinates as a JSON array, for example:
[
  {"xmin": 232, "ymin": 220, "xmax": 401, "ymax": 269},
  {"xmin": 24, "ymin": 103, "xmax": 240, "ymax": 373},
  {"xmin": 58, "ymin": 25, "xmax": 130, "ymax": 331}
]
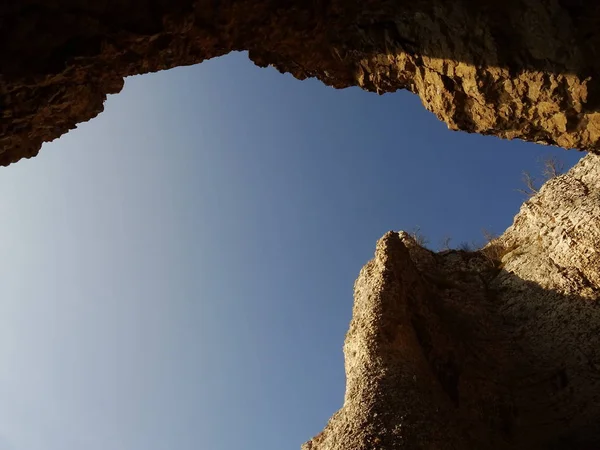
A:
[
  {"xmin": 303, "ymin": 154, "xmax": 600, "ymax": 449},
  {"xmin": 3, "ymin": 0, "xmax": 600, "ymax": 165},
  {"xmin": 2, "ymin": 2, "xmax": 600, "ymax": 448}
]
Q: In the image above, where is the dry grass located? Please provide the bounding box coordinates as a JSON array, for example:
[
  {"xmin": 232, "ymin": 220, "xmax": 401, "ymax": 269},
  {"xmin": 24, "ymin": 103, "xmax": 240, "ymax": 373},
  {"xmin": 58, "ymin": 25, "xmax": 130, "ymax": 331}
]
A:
[
  {"xmin": 479, "ymin": 229, "xmax": 519, "ymax": 269},
  {"xmin": 409, "ymin": 226, "xmax": 429, "ymax": 248},
  {"xmin": 517, "ymin": 156, "xmax": 565, "ymax": 198},
  {"xmin": 439, "ymin": 235, "xmax": 453, "ymax": 251}
]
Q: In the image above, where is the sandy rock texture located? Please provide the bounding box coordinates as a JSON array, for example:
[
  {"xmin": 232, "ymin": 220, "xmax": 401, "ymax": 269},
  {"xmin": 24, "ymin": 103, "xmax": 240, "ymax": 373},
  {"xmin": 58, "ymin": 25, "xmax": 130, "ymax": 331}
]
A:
[
  {"xmin": 303, "ymin": 154, "xmax": 600, "ymax": 449},
  {"xmin": 3, "ymin": 0, "xmax": 600, "ymax": 165}
]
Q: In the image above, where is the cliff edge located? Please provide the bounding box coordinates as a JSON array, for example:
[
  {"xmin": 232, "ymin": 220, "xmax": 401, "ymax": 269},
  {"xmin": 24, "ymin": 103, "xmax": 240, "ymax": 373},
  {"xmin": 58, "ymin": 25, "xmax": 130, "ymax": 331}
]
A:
[
  {"xmin": 3, "ymin": 0, "xmax": 600, "ymax": 165},
  {"xmin": 303, "ymin": 154, "xmax": 600, "ymax": 449}
]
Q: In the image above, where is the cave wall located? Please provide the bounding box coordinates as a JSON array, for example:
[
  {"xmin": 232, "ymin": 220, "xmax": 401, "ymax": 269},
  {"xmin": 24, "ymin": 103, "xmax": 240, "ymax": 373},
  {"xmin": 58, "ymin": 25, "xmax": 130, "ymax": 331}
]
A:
[{"xmin": 2, "ymin": 0, "xmax": 600, "ymax": 165}]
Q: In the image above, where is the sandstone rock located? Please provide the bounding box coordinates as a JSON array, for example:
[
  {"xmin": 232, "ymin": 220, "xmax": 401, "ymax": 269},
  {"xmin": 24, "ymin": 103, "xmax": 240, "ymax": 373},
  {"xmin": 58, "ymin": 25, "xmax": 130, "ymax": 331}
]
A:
[
  {"xmin": 3, "ymin": 0, "xmax": 600, "ymax": 165},
  {"xmin": 303, "ymin": 154, "xmax": 600, "ymax": 449}
]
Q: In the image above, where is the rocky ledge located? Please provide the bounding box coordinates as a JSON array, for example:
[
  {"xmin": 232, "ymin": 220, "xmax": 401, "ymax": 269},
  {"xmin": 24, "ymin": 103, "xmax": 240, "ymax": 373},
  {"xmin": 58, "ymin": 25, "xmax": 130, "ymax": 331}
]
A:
[{"xmin": 3, "ymin": 0, "xmax": 600, "ymax": 165}]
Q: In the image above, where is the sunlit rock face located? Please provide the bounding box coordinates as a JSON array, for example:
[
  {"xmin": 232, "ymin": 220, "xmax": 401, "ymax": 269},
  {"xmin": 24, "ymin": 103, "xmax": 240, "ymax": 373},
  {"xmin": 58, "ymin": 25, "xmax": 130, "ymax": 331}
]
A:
[
  {"xmin": 2, "ymin": 0, "xmax": 600, "ymax": 165},
  {"xmin": 303, "ymin": 154, "xmax": 600, "ymax": 449}
]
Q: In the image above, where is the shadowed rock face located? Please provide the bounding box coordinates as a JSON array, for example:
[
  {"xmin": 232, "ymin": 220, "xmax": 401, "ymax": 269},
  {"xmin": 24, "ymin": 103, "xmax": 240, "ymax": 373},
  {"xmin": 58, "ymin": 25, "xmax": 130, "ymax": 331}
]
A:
[
  {"xmin": 3, "ymin": 0, "xmax": 600, "ymax": 165},
  {"xmin": 303, "ymin": 154, "xmax": 600, "ymax": 449}
]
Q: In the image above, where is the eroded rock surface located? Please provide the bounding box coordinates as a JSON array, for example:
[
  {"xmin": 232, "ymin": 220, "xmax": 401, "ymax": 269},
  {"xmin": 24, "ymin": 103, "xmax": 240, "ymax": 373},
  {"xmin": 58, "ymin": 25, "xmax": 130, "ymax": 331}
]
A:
[
  {"xmin": 3, "ymin": 0, "xmax": 600, "ymax": 165},
  {"xmin": 303, "ymin": 154, "xmax": 600, "ymax": 449}
]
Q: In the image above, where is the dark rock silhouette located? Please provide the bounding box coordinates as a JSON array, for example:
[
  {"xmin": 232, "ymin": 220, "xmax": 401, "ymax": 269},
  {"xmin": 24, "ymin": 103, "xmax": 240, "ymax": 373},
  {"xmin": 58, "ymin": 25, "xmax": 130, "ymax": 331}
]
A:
[{"xmin": 3, "ymin": 0, "xmax": 600, "ymax": 165}]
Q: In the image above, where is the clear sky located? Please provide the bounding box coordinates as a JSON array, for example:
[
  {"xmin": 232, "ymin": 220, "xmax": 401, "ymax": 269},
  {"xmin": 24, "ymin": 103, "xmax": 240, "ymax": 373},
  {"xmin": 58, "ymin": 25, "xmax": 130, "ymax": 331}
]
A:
[{"xmin": 0, "ymin": 52, "xmax": 582, "ymax": 450}]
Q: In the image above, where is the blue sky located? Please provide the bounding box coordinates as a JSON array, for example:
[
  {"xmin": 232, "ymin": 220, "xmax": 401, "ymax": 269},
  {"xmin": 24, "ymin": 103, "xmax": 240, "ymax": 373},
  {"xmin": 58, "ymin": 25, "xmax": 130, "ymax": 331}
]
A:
[{"xmin": 0, "ymin": 52, "xmax": 582, "ymax": 450}]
